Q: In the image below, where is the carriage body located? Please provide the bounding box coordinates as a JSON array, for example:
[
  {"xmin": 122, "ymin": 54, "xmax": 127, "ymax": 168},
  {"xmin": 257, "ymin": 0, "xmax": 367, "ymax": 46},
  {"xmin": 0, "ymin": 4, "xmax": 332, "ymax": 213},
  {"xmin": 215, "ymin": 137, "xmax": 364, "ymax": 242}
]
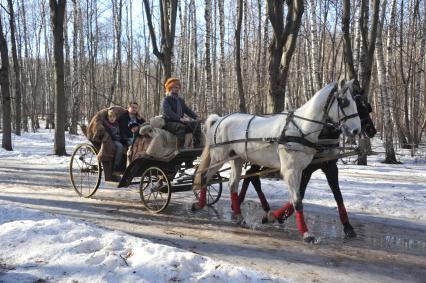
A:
[{"xmin": 69, "ymin": 143, "xmax": 223, "ymax": 213}]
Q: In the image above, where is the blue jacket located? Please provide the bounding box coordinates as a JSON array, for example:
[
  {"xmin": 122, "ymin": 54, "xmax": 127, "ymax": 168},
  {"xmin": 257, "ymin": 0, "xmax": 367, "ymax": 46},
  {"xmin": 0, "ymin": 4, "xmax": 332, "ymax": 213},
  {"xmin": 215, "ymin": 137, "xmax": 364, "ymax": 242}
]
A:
[{"xmin": 162, "ymin": 95, "xmax": 197, "ymax": 122}]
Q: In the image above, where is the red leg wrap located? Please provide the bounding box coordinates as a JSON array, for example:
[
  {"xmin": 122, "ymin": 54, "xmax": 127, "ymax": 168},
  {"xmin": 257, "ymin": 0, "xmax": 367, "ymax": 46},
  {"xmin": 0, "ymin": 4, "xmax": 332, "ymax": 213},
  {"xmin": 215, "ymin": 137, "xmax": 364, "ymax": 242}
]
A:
[
  {"xmin": 231, "ymin": 192, "xmax": 241, "ymax": 215},
  {"xmin": 197, "ymin": 187, "xmax": 207, "ymax": 208},
  {"xmin": 338, "ymin": 203, "xmax": 349, "ymax": 224},
  {"xmin": 295, "ymin": 210, "xmax": 308, "ymax": 235},
  {"xmin": 273, "ymin": 202, "xmax": 293, "ymax": 219}
]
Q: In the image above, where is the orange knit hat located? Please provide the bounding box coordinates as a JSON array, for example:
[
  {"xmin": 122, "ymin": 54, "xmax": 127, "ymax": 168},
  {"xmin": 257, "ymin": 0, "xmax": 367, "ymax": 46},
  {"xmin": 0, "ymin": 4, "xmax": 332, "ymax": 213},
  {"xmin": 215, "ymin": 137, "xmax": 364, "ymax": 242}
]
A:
[{"xmin": 165, "ymin": 77, "xmax": 181, "ymax": 93}]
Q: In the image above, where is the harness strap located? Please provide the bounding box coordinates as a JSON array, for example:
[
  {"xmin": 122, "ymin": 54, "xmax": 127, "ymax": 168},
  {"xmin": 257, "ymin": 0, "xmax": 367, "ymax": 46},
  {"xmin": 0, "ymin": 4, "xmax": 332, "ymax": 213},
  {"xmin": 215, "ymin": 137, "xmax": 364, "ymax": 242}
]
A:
[
  {"xmin": 209, "ymin": 137, "xmax": 278, "ymax": 148},
  {"xmin": 213, "ymin": 112, "xmax": 238, "ymax": 145},
  {"xmin": 278, "ymin": 136, "xmax": 318, "ymax": 149},
  {"xmin": 245, "ymin": 115, "xmax": 256, "ymax": 160}
]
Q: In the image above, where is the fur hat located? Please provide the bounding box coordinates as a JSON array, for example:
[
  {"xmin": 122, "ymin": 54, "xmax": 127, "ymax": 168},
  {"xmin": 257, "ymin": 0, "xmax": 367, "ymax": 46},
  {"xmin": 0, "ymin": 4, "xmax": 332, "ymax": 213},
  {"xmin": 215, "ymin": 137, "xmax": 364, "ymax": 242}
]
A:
[
  {"xmin": 165, "ymin": 77, "xmax": 181, "ymax": 93},
  {"xmin": 128, "ymin": 120, "xmax": 139, "ymax": 130}
]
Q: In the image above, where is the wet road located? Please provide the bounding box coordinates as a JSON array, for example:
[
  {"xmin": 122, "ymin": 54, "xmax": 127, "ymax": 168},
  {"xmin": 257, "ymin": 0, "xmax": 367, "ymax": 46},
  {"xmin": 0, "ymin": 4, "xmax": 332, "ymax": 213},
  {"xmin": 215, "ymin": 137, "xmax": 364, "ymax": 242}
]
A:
[{"xmin": 0, "ymin": 158, "xmax": 425, "ymax": 282}]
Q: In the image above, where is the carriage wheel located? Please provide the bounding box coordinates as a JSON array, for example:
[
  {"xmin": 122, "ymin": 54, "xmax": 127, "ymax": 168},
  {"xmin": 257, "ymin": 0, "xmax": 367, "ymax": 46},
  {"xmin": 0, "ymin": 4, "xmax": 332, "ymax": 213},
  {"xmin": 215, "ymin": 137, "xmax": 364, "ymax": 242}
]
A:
[
  {"xmin": 69, "ymin": 143, "xmax": 102, "ymax": 198},
  {"xmin": 194, "ymin": 173, "xmax": 223, "ymax": 206},
  {"xmin": 139, "ymin": 166, "xmax": 172, "ymax": 213}
]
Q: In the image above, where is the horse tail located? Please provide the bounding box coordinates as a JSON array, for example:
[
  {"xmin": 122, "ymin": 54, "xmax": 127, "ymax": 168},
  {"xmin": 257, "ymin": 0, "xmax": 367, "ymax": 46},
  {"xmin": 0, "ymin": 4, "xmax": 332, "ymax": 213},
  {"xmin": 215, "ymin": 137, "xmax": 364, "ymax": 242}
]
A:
[
  {"xmin": 192, "ymin": 114, "xmax": 219, "ymax": 192},
  {"xmin": 205, "ymin": 114, "xmax": 220, "ymax": 133}
]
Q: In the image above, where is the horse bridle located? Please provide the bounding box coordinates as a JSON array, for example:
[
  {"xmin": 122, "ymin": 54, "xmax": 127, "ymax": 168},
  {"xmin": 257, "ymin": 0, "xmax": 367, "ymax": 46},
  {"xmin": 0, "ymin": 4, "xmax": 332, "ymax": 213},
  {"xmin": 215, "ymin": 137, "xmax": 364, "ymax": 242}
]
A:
[{"xmin": 323, "ymin": 85, "xmax": 359, "ymax": 127}]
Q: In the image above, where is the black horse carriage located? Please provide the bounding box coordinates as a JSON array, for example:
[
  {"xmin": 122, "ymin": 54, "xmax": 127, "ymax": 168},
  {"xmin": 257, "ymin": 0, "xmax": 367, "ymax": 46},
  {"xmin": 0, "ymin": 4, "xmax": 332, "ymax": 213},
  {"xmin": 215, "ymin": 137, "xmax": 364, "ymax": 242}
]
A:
[{"xmin": 69, "ymin": 143, "xmax": 224, "ymax": 213}]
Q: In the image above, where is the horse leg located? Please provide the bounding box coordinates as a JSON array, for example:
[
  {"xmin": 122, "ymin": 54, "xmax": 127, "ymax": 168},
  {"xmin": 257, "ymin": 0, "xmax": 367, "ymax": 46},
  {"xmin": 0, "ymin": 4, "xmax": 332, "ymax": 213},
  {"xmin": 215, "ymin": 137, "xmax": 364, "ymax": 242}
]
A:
[
  {"xmin": 238, "ymin": 165, "xmax": 269, "ymax": 211},
  {"xmin": 192, "ymin": 163, "xmax": 222, "ymax": 211},
  {"xmin": 238, "ymin": 177, "xmax": 250, "ymax": 205},
  {"xmin": 229, "ymin": 159, "xmax": 244, "ymax": 217},
  {"xmin": 265, "ymin": 164, "xmax": 314, "ymax": 224},
  {"xmin": 252, "ymin": 176, "xmax": 270, "ymax": 211},
  {"xmin": 323, "ymin": 161, "xmax": 356, "ymax": 238},
  {"xmin": 283, "ymin": 167, "xmax": 315, "ymax": 243}
]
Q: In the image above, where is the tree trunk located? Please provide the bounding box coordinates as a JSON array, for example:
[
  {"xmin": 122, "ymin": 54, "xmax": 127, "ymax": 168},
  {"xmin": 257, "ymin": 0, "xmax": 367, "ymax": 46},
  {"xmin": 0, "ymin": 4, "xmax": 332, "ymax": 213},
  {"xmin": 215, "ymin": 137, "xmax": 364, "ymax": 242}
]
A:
[
  {"xmin": 309, "ymin": 0, "xmax": 321, "ymax": 90},
  {"xmin": 0, "ymin": 16, "xmax": 13, "ymax": 150},
  {"xmin": 235, "ymin": 0, "xmax": 246, "ymax": 112},
  {"xmin": 204, "ymin": 0, "xmax": 213, "ymax": 113},
  {"xmin": 143, "ymin": 0, "xmax": 177, "ymax": 81},
  {"xmin": 357, "ymin": 0, "xmax": 380, "ymax": 165},
  {"xmin": 218, "ymin": 0, "xmax": 225, "ymax": 114},
  {"xmin": 267, "ymin": 0, "xmax": 304, "ymax": 113},
  {"xmin": 50, "ymin": 0, "xmax": 67, "ymax": 156},
  {"xmin": 70, "ymin": 0, "xmax": 80, "ymax": 135},
  {"xmin": 342, "ymin": 0, "xmax": 357, "ymax": 80},
  {"xmin": 376, "ymin": 0, "xmax": 397, "ymax": 163},
  {"xmin": 7, "ymin": 0, "xmax": 22, "ymax": 136}
]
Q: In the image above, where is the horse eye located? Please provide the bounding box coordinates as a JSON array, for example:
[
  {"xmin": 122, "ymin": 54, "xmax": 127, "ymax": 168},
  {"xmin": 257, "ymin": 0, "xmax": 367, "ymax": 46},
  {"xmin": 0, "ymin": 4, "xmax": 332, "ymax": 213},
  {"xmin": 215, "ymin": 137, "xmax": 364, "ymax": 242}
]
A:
[{"xmin": 339, "ymin": 97, "xmax": 350, "ymax": 108}]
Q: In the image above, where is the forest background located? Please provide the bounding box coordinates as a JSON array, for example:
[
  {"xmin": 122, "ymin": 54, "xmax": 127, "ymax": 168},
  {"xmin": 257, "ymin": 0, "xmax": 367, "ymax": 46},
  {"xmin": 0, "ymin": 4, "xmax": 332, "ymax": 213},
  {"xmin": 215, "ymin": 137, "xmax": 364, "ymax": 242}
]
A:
[{"xmin": 0, "ymin": 0, "xmax": 425, "ymax": 163}]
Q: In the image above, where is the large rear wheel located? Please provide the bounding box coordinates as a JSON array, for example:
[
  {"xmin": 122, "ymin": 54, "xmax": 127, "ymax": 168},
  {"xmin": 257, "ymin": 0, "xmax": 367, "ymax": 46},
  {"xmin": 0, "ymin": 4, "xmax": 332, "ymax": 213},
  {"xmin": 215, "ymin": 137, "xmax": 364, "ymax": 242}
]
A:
[
  {"xmin": 69, "ymin": 143, "xmax": 102, "ymax": 197},
  {"xmin": 139, "ymin": 166, "xmax": 172, "ymax": 213}
]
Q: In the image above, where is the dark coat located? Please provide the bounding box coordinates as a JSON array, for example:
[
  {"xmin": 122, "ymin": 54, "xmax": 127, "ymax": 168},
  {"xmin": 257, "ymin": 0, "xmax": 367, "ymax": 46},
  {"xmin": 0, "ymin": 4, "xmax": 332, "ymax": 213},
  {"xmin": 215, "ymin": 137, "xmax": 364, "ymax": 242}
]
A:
[
  {"xmin": 162, "ymin": 95, "xmax": 197, "ymax": 122},
  {"xmin": 86, "ymin": 107, "xmax": 127, "ymax": 162},
  {"xmin": 118, "ymin": 111, "xmax": 145, "ymax": 141}
]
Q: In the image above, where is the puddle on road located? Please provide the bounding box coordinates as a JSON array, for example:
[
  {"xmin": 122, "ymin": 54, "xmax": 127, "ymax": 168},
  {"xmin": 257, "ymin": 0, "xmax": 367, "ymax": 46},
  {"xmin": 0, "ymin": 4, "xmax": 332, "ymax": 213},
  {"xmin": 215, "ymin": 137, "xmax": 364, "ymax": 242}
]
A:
[{"xmin": 171, "ymin": 198, "xmax": 426, "ymax": 257}]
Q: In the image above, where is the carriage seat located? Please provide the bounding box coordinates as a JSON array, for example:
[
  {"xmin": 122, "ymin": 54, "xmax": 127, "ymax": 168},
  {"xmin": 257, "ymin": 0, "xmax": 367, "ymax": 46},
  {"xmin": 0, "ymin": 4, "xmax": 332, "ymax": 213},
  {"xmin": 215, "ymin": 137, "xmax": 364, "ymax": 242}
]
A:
[{"xmin": 126, "ymin": 116, "xmax": 181, "ymax": 165}]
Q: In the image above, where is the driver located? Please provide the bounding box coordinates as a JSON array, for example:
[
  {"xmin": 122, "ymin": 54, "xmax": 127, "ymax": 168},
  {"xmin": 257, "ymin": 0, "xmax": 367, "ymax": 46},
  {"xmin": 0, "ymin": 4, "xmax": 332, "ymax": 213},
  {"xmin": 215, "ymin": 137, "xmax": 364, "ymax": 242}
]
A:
[{"xmin": 161, "ymin": 77, "xmax": 201, "ymax": 148}]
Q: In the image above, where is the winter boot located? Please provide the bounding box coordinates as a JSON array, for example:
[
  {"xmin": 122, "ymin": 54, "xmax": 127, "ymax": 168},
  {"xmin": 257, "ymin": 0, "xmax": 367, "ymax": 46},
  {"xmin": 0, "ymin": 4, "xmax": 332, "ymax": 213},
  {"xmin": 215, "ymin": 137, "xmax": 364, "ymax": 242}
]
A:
[{"xmin": 103, "ymin": 161, "xmax": 119, "ymax": 182}]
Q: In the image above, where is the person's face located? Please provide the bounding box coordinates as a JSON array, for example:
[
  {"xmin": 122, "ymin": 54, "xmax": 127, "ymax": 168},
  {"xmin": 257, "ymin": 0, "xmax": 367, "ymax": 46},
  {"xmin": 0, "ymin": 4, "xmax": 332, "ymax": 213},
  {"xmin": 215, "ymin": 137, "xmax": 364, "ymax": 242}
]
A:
[
  {"xmin": 170, "ymin": 84, "xmax": 181, "ymax": 94},
  {"xmin": 128, "ymin": 103, "xmax": 138, "ymax": 115},
  {"xmin": 108, "ymin": 115, "xmax": 116, "ymax": 123}
]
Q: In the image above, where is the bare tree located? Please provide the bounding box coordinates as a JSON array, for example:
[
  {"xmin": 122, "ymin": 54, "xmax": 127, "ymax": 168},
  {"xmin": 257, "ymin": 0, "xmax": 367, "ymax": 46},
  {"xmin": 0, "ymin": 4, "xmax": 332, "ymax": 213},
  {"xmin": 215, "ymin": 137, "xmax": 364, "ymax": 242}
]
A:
[
  {"xmin": 266, "ymin": 0, "xmax": 304, "ymax": 113},
  {"xmin": 376, "ymin": 0, "xmax": 397, "ymax": 163},
  {"xmin": 143, "ymin": 0, "xmax": 177, "ymax": 80},
  {"xmin": 308, "ymin": 0, "xmax": 321, "ymax": 90},
  {"xmin": 109, "ymin": 0, "xmax": 123, "ymax": 105},
  {"xmin": 0, "ymin": 14, "xmax": 12, "ymax": 150},
  {"xmin": 204, "ymin": 0, "xmax": 213, "ymax": 112},
  {"xmin": 7, "ymin": 0, "xmax": 22, "ymax": 136},
  {"xmin": 342, "ymin": 0, "xmax": 357, "ymax": 79},
  {"xmin": 235, "ymin": 0, "xmax": 246, "ymax": 112},
  {"xmin": 217, "ymin": 0, "xmax": 225, "ymax": 114},
  {"xmin": 69, "ymin": 0, "xmax": 80, "ymax": 135},
  {"xmin": 50, "ymin": 0, "xmax": 67, "ymax": 156}
]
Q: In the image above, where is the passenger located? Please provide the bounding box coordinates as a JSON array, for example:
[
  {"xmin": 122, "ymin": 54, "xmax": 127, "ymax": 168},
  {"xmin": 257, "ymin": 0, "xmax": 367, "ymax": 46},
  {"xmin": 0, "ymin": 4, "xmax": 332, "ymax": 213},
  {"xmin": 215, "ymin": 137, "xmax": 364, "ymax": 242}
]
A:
[
  {"xmin": 118, "ymin": 101, "xmax": 146, "ymax": 146},
  {"xmin": 104, "ymin": 110, "xmax": 124, "ymax": 171},
  {"xmin": 161, "ymin": 77, "xmax": 202, "ymax": 148},
  {"xmin": 128, "ymin": 120, "xmax": 141, "ymax": 146}
]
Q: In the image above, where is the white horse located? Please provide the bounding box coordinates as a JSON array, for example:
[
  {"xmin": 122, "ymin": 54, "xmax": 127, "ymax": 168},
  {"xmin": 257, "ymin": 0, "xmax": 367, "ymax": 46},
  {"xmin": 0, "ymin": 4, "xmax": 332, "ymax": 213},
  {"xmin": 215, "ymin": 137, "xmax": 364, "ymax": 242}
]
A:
[{"xmin": 192, "ymin": 79, "xmax": 361, "ymax": 243}]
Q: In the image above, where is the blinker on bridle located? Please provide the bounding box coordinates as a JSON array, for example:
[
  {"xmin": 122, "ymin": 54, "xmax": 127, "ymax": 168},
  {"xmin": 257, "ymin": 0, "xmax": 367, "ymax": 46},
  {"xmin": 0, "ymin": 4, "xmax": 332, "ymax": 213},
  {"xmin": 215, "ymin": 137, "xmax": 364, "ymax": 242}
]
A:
[{"xmin": 324, "ymin": 85, "xmax": 359, "ymax": 127}]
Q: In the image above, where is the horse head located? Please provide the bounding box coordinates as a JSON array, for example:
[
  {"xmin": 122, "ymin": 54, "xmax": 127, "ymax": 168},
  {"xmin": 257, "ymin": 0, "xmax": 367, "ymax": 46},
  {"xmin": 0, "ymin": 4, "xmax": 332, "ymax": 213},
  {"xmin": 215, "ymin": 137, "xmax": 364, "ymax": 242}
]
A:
[
  {"xmin": 349, "ymin": 82, "xmax": 377, "ymax": 138},
  {"xmin": 324, "ymin": 79, "xmax": 361, "ymax": 138}
]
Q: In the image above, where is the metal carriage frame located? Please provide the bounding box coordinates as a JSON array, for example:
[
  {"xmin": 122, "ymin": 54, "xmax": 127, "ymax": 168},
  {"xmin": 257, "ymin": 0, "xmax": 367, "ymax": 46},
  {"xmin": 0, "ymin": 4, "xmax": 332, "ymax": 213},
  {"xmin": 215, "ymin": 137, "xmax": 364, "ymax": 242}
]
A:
[{"xmin": 69, "ymin": 143, "xmax": 224, "ymax": 213}]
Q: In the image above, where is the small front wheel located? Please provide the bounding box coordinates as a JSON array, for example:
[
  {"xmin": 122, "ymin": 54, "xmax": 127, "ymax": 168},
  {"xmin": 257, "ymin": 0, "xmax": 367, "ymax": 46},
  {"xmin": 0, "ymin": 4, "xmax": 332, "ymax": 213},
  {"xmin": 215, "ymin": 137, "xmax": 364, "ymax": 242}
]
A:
[
  {"xmin": 139, "ymin": 166, "xmax": 171, "ymax": 213},
  {"xmin": 69, "ymin": 143, "xmax": 102, "ymax": 197}
]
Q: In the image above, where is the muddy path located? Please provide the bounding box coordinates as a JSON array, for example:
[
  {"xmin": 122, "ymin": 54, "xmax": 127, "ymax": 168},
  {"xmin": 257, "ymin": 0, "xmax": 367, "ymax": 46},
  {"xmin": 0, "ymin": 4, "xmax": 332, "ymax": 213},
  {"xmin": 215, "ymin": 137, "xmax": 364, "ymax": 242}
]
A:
[{"xmin": 0, "ymin": 158, "xmax": 425, "ymax": 282}]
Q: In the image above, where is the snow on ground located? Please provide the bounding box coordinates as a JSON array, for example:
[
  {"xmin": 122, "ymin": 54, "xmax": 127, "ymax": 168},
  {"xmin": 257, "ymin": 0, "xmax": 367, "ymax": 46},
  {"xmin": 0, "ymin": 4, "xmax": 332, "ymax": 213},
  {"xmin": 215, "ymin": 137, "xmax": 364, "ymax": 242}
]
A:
[
  {"xmin": 0, "ymin": 127, "xmax": 288, "ymax": 282},
  {"xmin": 1, "ymin": 125, "xmax": 426, "ymax": 282},
  {"xmin": 0, "ymin": 200, "xmax": 284, "ymax": 283}
]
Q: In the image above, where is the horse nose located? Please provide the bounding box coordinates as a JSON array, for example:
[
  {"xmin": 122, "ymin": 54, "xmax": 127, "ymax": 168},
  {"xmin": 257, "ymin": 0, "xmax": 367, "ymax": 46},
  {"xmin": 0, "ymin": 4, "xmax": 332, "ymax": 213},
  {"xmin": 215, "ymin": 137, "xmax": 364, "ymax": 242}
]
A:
[{"xmin": 352, "ymin": 128, "xmax": 359, "ymax": 136}]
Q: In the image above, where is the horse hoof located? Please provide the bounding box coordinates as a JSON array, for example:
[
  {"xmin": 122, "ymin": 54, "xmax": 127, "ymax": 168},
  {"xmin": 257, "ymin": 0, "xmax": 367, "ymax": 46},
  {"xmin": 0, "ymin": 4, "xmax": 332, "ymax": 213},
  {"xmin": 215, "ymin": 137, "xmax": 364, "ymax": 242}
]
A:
[
  {"xmin": 344, "ymin": 223, "xmax": 357, "ymax": 238},
  {"xmin": 191, "ymin": 203, "xmax": 202, "ymax": 211},
  {"xmin": 344, "ymin": 228, "xmax": 357, "ymax": 238},
  {"xmin": 303, "ymin": 232, "xmax": 316, "ymax": 244},
  {"xmin": 261, "ymin": 211, "xmax": 276, "ymax": 224}
]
